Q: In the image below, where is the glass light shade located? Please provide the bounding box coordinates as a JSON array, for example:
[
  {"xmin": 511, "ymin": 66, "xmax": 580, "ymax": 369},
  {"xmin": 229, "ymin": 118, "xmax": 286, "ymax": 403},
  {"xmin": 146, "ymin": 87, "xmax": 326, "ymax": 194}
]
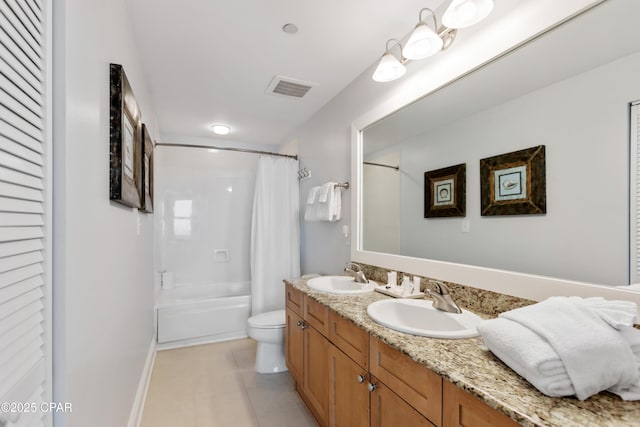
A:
[
  {"xmin": 442, "ymin": 0, "xmax": 493, "ymax": 29},
  {"xmin": 372, "ymin": 53, "xmax": 407, "ymax": 82},
  {"xmin": 402, "ymin": 23, "xmax": 444, "ymax": 60},
  {"xmin": 210, "ymin": 124, "xmax": 230, "ymax": 135}
]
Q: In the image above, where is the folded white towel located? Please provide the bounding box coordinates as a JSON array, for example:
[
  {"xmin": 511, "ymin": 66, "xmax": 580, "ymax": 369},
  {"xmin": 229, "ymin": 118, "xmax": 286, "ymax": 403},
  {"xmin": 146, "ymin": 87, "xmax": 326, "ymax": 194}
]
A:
[
  {"xmin": 306, "ymin": 186, "xmax": 320, "ymax": 205},
  {"xmin": 318, "ymin": 182, "xmax": 334, "ymax": 203},
  {"xmin": 576, "ymin": 297, "xmax": 638, "ymax": 330},
  {"xmin": 500, "ymin": 297, "xmax": 638, "ymax": 400},
  {"xmin": 315, "ymin": 182, "xmax": 341, "ymax": 222},
  {"xmin": 479, "ymin": 316, "xmax": 640, "ymax": 400}
]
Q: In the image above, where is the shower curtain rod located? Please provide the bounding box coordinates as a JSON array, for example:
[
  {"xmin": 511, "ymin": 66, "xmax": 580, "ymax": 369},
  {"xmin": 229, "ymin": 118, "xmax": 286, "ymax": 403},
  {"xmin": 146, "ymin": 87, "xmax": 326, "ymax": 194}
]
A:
[
  {"xmin": 156, "ymin": 142, "xmax": 298, "ymax": 160},
  {"xmin": 364, "ymin": 161, "xmax": 399, "ymax": 170}
]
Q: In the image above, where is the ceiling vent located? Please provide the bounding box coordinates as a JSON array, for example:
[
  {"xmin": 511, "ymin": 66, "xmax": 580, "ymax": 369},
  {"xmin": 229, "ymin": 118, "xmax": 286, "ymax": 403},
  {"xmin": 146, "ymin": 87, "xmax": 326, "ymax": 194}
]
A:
[{"xmin": 266, "ymin": 75, "xmax": 316, "ymax": 99}]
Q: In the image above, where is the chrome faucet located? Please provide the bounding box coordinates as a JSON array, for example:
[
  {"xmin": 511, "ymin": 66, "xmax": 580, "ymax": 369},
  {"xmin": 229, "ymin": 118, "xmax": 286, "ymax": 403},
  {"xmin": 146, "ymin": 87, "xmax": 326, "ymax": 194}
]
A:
[
  {"xmin": 344, "ymin": 262, "xmax": 369, "ymax": 284},
  {"xmin": 425, "ymin": 280, "xmax": 462, "ymax": 314}
]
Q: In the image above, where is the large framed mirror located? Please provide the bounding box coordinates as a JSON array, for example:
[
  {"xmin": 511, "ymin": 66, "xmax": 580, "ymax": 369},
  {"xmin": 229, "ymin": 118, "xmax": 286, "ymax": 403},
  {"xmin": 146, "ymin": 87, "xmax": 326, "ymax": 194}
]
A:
[{"xmin": 351, "ymin": 0, "xmax": 640, "ymax": 302}]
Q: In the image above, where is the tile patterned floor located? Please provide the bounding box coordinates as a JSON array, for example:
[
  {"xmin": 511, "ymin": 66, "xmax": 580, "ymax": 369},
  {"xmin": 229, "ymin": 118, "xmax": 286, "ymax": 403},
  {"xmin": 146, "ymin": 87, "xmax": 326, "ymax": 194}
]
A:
[{"xmin": 141, "ymin": 339, "xmax": 317, "ymax": 427}]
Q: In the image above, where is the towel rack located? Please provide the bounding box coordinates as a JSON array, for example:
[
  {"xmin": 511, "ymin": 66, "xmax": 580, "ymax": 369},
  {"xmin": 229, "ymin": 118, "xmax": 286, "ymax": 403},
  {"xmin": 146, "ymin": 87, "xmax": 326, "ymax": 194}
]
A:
[{"xmin": 334, "ymin": 182, "xmax": 349, "ymax": 189}]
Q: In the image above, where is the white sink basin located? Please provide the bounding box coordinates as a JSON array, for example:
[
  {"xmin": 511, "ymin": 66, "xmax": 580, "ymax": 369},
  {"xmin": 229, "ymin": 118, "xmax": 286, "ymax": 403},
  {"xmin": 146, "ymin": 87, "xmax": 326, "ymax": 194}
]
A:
[
  {"xmin": 306, "ymin": 275, "xmax": 376, "ymax": 295},
  {"xmin": 367, "ymin": 298, "xmax": 482, "ymax": 339}
]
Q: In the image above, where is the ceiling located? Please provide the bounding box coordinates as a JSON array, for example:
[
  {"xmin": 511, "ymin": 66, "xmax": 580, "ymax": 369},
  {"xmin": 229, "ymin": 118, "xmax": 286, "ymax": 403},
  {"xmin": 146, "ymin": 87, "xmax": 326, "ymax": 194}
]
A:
[{"xmin": 125, "ymin": 0, "xmax": 447, "ymax": 147}]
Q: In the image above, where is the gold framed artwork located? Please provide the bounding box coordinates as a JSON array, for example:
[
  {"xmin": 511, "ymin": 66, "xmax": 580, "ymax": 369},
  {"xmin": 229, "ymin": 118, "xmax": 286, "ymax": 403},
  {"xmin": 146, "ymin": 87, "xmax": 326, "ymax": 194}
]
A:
[
  {"xmin": 480, "ymin": 145, "xmax": 546, "ymax": 216},
  {"xmin": 141, "ymin": 124, "xmax": 154, "ymax": 213},
  {"xmin": 110, "ymin": 63, "xmax": 143, "ymax": 208},
  {"xmin": 424, "ymin": 163, "xmax": 466, "ymax": 218}
]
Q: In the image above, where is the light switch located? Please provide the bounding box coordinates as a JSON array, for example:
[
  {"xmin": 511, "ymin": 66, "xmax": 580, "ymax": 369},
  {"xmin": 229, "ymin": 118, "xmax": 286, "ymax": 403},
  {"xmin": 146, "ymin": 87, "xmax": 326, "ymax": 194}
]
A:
[{"xmin": 462, "ymin": 219, "xmax": 470, "ymax": 233}]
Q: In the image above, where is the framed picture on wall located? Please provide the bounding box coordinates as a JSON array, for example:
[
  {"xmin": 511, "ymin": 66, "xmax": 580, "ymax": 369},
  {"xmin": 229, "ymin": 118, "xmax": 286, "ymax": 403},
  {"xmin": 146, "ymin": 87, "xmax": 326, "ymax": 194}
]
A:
[
  {"xmin": 424, "ymin": 163, "xmax": 466, "ymax": 218},
  {"xmin": 141, "ymin": 123, "xmax": 154, "ymax": 213},
  {"xmin": 480, "ymin": 145, "xmax": 546, "ymax": 215},
  {"xmin": 109, "ymin": 63, "xmax": 143, "ymax": 208}
]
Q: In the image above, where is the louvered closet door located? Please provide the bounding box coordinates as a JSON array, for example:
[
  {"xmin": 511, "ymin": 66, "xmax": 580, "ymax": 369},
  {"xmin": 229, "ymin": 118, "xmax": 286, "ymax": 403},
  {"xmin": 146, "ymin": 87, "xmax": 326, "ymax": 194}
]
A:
[{"xmin": 0, "ymin": 0, "xmax": 49, "ymax": 426}]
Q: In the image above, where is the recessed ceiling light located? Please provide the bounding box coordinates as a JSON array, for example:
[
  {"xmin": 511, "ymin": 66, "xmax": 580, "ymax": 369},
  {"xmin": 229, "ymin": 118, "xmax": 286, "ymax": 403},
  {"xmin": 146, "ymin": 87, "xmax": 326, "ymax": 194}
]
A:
[
  {"xmin": 210, "ymin": 124, "xmax": 230, "ymax": 135},
  {"xmin": 282, "ymin": 23, "xmax": 298, "ymax": 34}
]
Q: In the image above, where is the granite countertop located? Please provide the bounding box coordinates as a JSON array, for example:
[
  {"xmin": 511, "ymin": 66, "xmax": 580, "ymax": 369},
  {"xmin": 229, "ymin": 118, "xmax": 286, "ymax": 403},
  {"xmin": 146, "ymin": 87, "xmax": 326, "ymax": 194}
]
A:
[{"xmin": 286, "ymin": 277, "xmax": 640, "ymax": 427}]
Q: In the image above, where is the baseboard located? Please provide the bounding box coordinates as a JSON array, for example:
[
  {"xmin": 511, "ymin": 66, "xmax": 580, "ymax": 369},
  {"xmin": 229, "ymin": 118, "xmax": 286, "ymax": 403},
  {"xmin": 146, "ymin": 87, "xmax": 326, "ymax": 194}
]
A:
[{"xmin": 127, "ymin": 337, "xmax": 157, "ymax": 427}]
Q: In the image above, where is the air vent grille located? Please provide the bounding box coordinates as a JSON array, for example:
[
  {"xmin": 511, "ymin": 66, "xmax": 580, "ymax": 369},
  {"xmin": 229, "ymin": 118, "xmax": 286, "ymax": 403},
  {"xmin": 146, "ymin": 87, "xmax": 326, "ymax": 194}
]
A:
[{"xmin": 266, "ymin": 76, "xmax": 316, "ymax": 99}]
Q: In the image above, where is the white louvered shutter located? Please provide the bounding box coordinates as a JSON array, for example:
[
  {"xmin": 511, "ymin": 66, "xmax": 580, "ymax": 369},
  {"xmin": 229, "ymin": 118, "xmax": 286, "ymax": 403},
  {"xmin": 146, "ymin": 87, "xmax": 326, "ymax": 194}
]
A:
[
  {"xmin": 631, "ymin": 102, "xmax": 640, "ymax": 284},
  {"xmin": 0, "ymin": 1, "xmax": 50, "ymax": 427}
]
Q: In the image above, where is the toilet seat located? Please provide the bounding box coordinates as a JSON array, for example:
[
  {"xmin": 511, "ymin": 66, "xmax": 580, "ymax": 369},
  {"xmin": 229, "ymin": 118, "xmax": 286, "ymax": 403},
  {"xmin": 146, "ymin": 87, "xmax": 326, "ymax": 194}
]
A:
[{"xmin": 248, "ymin": 309, "xmax": 285, "ymax": 329}]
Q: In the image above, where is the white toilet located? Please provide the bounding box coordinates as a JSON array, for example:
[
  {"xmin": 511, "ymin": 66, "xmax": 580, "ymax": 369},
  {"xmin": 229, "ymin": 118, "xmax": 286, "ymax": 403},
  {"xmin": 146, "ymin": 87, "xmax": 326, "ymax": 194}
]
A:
[{"xmin": 247, "ymin": 309, "xmax": 287, "ymax": 373}]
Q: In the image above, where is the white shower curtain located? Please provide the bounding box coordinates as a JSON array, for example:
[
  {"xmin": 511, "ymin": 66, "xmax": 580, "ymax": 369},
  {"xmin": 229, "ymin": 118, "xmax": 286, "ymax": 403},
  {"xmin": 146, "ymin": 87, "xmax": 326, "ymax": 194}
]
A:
[{"xmin": 250, "ymin": 155, "xmax": 300, "ymax": 315}]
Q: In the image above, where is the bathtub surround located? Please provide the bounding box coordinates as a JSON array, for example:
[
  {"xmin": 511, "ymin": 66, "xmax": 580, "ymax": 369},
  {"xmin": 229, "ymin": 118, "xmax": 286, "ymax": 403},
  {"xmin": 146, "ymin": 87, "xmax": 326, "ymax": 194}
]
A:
[{"xmin": 250, "ymin": 156, "xmax": 300, "ymax": 315}]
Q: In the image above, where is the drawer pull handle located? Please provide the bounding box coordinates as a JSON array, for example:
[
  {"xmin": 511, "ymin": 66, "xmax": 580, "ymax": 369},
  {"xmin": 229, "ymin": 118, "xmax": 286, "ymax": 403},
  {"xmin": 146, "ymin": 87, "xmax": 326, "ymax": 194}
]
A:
[
  {"xmin": 357, "ymin": 374, "xmax": 366, "ymax": 383},
  {"xmin": 368, "ymin": 382, "xmax": 378, "ymax": 392}
]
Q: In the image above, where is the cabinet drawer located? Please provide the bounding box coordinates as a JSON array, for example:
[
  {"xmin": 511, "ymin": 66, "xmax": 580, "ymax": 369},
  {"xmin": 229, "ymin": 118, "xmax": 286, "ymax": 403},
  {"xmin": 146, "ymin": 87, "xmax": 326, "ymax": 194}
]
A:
[
  {"xmin": 370, "ymin": 337, "xmax": 443, "ymax": 427},
  {"xmin": 286, "ymin": 282, "xmax": 303, "ymax": 315},
  {"xmin": 329, "ymin": 311, "xmax": 369, "ymax": 370},
  {"xmin": 443, "ymin": 380, "xmax": 520, "ymax": 427},
  {"xmin": 304, "ymin": 295, "xmax": 330, "ymax": 337}
]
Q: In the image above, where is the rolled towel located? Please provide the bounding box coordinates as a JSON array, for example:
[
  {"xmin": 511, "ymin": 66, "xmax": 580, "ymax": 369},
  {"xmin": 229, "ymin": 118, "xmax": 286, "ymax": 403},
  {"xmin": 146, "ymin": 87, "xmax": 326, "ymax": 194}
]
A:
[
  {"xmin": 501, "ymin": 297, "xmax": 638, "ymax": 400},
  {"xmin": 477, "ymin": 317, "xmax": 566, "ymax": 377}
]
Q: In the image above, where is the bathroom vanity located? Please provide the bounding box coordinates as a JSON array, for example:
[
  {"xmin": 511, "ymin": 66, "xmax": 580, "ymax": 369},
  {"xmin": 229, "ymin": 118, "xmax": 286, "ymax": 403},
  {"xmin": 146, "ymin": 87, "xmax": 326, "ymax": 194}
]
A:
[{"xmin": 284, "ymin": 278, "xmax": 640, "ymax": 427}]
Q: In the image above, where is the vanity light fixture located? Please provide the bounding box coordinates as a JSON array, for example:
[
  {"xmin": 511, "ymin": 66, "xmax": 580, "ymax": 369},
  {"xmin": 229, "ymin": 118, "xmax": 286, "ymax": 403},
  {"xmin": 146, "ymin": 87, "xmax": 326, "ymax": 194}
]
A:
[
  {"xmin": 372, "ymin": 0, "xmax": 493, "ymax": 82},
  {"xmin": 210, "ymin": 124, "xmax": 230, "ymax": 135},
  {"xmin": 372, "ymin": 39, "xmax": 407, "ymax": 83}
]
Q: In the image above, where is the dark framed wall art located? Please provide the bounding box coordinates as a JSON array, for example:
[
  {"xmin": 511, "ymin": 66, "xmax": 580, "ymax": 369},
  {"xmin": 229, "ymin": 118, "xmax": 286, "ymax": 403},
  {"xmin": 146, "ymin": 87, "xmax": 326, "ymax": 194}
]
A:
[
  {"xmin": 110, "ymin": 63, "xmax": 143, "ymax": 208},
  {"xmin": 424, "ymin": 163, "xmax": 466, "ymax": 218},
  {"xmin": 141, "ymin": 123, "xmax": 154, "ymax": 213},
  {"xmin": 480, "ymin": 145, "xmax": 546, "ymax": 216}
]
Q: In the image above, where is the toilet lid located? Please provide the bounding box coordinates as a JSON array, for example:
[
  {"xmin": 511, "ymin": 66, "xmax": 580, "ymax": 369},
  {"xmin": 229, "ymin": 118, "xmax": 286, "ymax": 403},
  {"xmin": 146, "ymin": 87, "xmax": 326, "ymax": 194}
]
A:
[{"xmin": 248, "ymin": 309, "xmax": 286, "ymax": 328}]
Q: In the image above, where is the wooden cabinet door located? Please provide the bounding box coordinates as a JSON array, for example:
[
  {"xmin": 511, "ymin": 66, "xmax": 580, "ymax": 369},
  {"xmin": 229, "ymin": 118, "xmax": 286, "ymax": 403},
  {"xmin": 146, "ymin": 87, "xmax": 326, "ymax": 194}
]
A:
[
  {"xmin": 285, "ymin": 308, "xmax": 304, "ymax": 386},
  {"xmin": 303, "ymin": 324, "xmax": 330, "ymax": 426},
  {"xmin": 443, "ymin": 380, "xmax": 520, "ymax": 427},
  {"xmin": 370, "ymin": 378, "xmax": 436, "ymax": 427},
  {"xmin": 328, "ymin": 345, "xmax": 369, "ymax": 427}
]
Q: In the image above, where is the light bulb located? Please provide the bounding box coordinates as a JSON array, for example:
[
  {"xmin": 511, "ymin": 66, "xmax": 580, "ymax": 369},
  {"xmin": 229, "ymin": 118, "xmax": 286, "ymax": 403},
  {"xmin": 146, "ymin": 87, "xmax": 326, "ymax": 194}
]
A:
[
  {"xmin": 442, "ymin": 0, "xmax": 493, "ymax": 29},
  {"xmin": 402, "ymin": 23, "xmax": 443, "ymax": 60},
  {"xmin": 372, "ymin": 53, "xmax": 406, "ymax": 82},
  {"xmin": 210, "ymin": 124, "xmax": 230, "ymax": 135}
]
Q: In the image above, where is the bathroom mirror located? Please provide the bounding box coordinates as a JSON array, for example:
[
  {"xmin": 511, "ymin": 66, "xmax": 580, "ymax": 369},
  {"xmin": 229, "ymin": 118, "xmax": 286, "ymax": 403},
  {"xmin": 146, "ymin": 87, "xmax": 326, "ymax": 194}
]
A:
[{"xmin": 357, "ymin": 0, "xmax": 640, "ymax": 288}]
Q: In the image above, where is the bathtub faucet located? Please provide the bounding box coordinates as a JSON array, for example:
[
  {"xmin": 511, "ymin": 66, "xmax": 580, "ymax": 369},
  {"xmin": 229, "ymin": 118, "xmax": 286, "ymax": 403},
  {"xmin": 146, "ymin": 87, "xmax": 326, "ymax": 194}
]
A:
[{"xmin": 344, "ymin": 262, "xmax": 369, "ymax": 284}]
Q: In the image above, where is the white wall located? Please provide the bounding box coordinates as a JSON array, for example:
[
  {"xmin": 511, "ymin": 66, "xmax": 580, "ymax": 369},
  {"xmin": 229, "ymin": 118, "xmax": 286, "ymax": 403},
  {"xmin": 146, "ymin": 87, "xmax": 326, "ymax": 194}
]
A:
[
  {"xmin": 395, "ymin": 52, "xmax": 639, "ymax": 286},
  {"xmin": 154, "ymin": 147, "xmax": 257, "ymax": 288},
  {"xmin": 53, "ymin": 0, "xmax": 157, "ymax": 426},
  {"xmin": 288, "ymin": 0, "xmax": 600, "ymax": 276}
]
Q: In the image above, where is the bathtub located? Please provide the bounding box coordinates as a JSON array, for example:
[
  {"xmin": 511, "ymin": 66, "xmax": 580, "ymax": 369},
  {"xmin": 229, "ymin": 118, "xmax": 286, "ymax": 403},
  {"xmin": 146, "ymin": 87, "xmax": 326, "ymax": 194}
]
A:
[{"xmin": 155, "ymin": 281, "xmax": 251, "ymax": 348}]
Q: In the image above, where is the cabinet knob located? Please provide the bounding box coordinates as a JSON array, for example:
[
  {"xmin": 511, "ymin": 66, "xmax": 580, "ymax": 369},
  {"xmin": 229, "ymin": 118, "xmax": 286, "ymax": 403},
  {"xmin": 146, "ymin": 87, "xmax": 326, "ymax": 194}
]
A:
[
  {"xmin": 368, "ymin": 382, "xmax": 378, "ymax": 392},
  {"xmin": 298, "ymin": 321, "xmax": 308, "ymax": 330},
  {"xmin": 357, "ymin": 374, "xmax": 366, "ymax": 383}
]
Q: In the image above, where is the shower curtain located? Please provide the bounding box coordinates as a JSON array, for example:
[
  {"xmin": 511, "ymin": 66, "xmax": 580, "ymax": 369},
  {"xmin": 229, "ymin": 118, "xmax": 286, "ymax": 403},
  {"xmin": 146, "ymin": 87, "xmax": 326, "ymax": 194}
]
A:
[{"xmin": 250, "ymin": 155, "xmax": 300, "ymax": 315}]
